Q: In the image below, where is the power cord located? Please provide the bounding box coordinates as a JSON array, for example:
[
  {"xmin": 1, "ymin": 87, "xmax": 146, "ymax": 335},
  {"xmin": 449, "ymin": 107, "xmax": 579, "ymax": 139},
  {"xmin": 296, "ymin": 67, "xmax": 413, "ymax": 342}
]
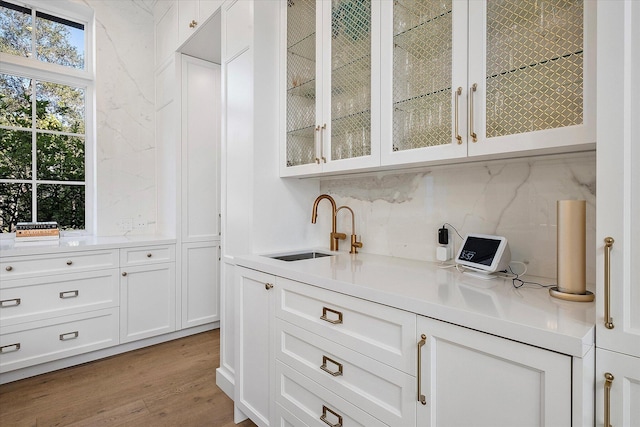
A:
[{"xmin": 508, "ymin": 264, "xmax": 556, "ymax": 289}]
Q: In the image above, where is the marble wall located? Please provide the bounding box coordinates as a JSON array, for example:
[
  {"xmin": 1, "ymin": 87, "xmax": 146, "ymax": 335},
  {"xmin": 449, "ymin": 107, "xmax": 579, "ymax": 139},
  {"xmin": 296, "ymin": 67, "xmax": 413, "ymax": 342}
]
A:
[
  {"xmin": 78, "ymin": 0, "xmax": 156, "ymax": 235},
  {"xmin": 320, "ymin": 152, "xmax": 596, "ymax": 286}
]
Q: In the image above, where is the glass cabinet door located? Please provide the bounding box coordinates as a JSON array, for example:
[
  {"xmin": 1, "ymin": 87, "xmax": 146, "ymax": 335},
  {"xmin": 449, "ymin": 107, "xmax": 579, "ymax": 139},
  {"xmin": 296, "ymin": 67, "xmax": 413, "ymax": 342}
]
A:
[
  {"xmin": 468, "ymin": 0, "xmax": 595, "ymax": 155},
  {"xmin": 327, "ymin": 0, "xmax": 373, "ymax": 163},
  {"xmin": 392, "ymin": 0, "xmax": 453, "ymax": 152},
  {"xmin": 285, "ymin": 0, "xmax": 318, "ymax": 168}
]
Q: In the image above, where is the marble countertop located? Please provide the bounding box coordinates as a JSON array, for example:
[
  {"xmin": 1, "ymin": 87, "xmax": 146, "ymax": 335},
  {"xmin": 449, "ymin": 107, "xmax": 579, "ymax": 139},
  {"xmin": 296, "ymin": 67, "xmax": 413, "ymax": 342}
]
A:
[
  {"xmin": 236, "ymin": 250, "xmax": 595, "ymax": 358},
  {"xmin": 0, "ymin": 235, "xmax": 177, "ymax": 257}
]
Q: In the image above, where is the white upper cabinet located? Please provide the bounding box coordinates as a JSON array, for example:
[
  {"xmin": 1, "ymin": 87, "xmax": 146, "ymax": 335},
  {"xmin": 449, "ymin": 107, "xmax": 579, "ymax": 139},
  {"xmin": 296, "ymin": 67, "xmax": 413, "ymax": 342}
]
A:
[
  {"xmin": 178, "ymin": 0, "xmax": 223, "ymax": 47},
  {"xmin": 466, "ymin": 0, "xmax": 595, "ymax": 157},
  {"xmin": 280, "ymin": 0, "xmax": 380, "ymax": 177}
]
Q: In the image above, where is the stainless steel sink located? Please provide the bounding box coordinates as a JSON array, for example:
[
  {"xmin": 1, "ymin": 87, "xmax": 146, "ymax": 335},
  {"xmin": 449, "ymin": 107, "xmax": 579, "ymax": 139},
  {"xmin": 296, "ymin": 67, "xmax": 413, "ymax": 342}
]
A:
[{"xmin": 269, "ymin": 251, "xmax": 333, "ymax": 262}]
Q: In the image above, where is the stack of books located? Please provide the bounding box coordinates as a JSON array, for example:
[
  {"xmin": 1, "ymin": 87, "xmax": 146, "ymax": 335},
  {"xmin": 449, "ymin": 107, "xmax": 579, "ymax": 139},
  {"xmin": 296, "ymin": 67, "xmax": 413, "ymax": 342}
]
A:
[{"xmin": 15, "ymin": 222, "xmax": 60, "ymax": 242}]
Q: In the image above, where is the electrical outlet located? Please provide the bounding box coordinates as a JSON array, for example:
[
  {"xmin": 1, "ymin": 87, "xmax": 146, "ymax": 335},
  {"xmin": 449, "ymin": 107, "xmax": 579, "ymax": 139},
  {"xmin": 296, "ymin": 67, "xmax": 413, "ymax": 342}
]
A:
[
  {"xmin": 134, "ymin": 218, "xmax": 147, "ymax": 229},
  {"xmin": 119, "ymin": 218, "xmax": 133, "ymax": 232}
]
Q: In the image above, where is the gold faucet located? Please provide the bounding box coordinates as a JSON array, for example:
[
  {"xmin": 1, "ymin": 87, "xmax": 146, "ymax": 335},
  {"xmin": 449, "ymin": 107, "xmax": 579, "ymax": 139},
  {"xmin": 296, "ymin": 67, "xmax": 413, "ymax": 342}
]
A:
[
  {"xmin": 337, "ymin": 206, "xmax": 363, "ymax": 254},
  {"xmin": 311, "ymin": 194, "xmax": 346, "ymax": 251}
]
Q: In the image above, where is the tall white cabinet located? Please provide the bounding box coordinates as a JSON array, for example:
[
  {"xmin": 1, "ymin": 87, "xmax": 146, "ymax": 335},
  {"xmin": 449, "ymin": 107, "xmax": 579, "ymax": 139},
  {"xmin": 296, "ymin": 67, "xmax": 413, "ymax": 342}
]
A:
[{"xmin": 596, "ymin": 2, "xmax": 640, "ymax": 426}]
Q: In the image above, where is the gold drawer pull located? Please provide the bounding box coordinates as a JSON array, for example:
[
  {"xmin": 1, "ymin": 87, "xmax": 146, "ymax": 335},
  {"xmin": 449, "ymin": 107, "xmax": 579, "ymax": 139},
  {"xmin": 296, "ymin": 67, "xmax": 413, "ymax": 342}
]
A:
[
  {"xmin": 5, "ymin": 266, "xmax": 13, "ymax": 272},
  {"xmin": 0, "ymin": 298, "xmax": 21, "ymax": 308},
  {"xmin": 418, "ymin": 334, "xmax": 427, "ymax": 405},
  {"xmin": 265, "ymin": 283, "xmax": 274, "ymax": 290},
  {"xmin": 320, "ymin": 355, "xmax": 343, "ymax": 377},
  {"xmin": 320, "ymin": 307, "xmax": 343, "ymax": 324},
  {"xmin": 320, "ymin": 405, "xmax": 342, "ymax": 427},
  {"xmin": 604, "ymin": 237, "xmax": 615, "ymax": 329},
  {"xmin": 59, "ymin": 331, "xmax": 79, "ymax": 341},
  {"xmin": 0, "ymin": 343, "xmax": 21, "ymax": 353},
  {"xmin": 66, "ymin": 260, "xmax": 73, "ymax": 266},
  {"xmin": 469, "ymin": 83, "xmax": 478, "ymax": 142},
  {"xmin": 454, "ymin": 86, "xmax": 462, "ymax": 144},
  {"xmin": 604, "ymin": 372, "xmax": 614, "ymax": 427},
  {"xmin": 59, "ymin": 290, "xmax": 79, "ymax": 299}
]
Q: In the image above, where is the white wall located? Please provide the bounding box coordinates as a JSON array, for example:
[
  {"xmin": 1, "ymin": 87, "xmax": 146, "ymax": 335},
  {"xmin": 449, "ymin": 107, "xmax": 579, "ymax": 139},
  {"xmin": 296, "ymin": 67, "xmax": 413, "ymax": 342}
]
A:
[
  {"xmin": 75, "ymin": 0, "xmax": 157, "ymax": 236},
  {"xmin": 319, "ymin": 152, "xmax": 596, "ymax": 286}
]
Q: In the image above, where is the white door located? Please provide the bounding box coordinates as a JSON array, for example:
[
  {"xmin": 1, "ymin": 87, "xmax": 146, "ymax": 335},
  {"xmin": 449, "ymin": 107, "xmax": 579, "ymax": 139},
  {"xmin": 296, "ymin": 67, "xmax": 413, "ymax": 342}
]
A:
[
  {"xmin": 120, "ymin": 263, "xmax": 176, "ymax": 343},
  {"xmin": 467, "ymin": 0, "xmax": 595, "ymax": 157},
  {"xmin": 596, "ymin": 348, "xmax": 640, "ymax": 427},
  {"xmin": 181, "ymin": 242, "xmax": 219, "ymax": 329},
  {"xmin": 595, "ymin": 0, "xmax": 640, "ymax": 358},
  {"xmin": 416, "ymin": 315, "xmax": 572, "ymax": 427},
  {"xmin": 234, "ymin": 267, "xmax": 274, "ymax": 427},
  {"xmin": 181, "ymin": 55, "xmax": 221, "ymax": 241}
]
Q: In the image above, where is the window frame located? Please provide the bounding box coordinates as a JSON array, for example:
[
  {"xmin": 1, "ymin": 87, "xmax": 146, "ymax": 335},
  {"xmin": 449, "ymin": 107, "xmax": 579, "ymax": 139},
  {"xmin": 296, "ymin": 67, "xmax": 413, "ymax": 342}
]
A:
[{"xmin": 0, "ymin": 0, "xmax": 95, "ymax": 236}]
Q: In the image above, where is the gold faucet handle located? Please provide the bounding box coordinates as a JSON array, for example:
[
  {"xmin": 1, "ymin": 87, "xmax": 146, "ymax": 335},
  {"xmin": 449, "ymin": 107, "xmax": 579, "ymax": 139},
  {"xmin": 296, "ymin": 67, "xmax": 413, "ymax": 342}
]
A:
[
  {"xmin": 332, "ymin": 232, "xmax": 347, "ymax": 240},
  {"xmin": 350, "ymin": 235, "xmax": 363, "ymax": 254}
]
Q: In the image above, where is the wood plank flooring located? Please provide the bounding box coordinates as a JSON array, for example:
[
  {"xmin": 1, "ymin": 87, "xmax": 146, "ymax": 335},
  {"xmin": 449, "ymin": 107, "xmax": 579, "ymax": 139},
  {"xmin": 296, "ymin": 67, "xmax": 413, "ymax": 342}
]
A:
[{"xmin": 0, "ymin": 329, "xmax": 256, "ymax": 427}]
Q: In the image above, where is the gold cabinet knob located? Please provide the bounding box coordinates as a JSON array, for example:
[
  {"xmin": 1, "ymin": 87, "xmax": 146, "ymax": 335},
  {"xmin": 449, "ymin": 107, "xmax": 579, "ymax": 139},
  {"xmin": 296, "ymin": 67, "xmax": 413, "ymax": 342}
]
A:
[
  {"xmin": 66, "ymin": 260, "xmax": 73, "ymax": 266},
  {"xmin": 122, "ymin": 272, "xmax": 127, "ymax": 277},
  {"xmin": 5, "ymin": 266, "xmax": 12, "ymax": 272},
  {"xmin": 265, "ymin": 283, "xmax": 273, "ymax": 290},
  {"xmin": 146, "ymin": 253, "xmax": 152, "ymax": 258},
  {"xmin": 189, "ymin": 20, "xmax": 198, "ymax": 28}
]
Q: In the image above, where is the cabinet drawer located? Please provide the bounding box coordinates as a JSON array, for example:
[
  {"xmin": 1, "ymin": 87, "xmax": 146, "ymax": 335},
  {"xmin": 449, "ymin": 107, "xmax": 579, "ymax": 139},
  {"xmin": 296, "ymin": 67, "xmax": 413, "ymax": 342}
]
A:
[
  {"xmin": 276, "ymin": 319, "xmax": 415, "ymax": 427},
  {"xmin": 0, "ymin": 308, "xmax": 119, "ymax": 372},
  {"xmin": 0, "ymin": 270, "xmax": 119, "ymax": 327},
  {"xmin": 119, "ymin": 245, "xmax": 175, "ymax": 266},
  {"xmin": 1, "ymin": 250, "xmax": 118, "ymax": 280},
  {"xmin": 275, "ymin": 277, "xmax": 416, "ymax": 374},
  {"xmin": 276, "ymin": 361, "xmax": 387, "ymax": 427}
]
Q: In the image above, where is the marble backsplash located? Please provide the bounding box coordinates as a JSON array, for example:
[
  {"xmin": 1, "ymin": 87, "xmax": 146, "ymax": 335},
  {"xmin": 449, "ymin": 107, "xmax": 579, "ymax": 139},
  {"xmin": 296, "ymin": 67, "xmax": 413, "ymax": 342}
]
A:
[
  {"xmin": 320, "ymin": 152, "xmax": 596, "ymax": 286},
  {"xmin": 78, "ymin": 0, "xmax": 156, "ymax": 236}
]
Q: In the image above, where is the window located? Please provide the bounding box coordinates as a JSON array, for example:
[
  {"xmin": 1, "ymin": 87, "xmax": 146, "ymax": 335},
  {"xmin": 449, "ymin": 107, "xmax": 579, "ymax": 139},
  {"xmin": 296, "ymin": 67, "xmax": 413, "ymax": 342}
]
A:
[{"xmin": 0, "ymin": 0, "xmax": 93, "ymax": 233}]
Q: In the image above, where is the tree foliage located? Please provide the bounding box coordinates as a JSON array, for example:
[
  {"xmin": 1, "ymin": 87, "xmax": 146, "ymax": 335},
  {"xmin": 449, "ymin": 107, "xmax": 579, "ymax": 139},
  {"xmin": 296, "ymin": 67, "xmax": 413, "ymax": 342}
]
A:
[{"xmin": 0, "ymin": 2, "xmax": 85, "ymax": 232}]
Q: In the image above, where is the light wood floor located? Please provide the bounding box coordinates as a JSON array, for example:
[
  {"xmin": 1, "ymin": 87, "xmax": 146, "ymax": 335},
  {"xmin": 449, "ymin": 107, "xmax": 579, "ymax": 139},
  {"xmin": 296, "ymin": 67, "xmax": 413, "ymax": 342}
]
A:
[{"xmin": 0, "ymin": 329, "xmax": 256, "ymax": 427}]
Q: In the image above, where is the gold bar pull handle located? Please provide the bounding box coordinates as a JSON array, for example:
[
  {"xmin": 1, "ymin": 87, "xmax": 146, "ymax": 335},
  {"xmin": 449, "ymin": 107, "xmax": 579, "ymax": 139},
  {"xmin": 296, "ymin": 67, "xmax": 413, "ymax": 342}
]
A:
[
  {"xmin": 454, "ymin": 87, "xmax": 462, "ymax": 144},
  {"xmin": 59, "ymin": 331, "xmax": 79, "ymax": 341},
  {"xmin": 0, "ymin": 298, "xmax": 21, "ymax": 308},
  {"xmin": 0, "ymin": 343, "xmax": 20, "ymax": 353},
  {"xmin": 320, "ymin": 355, "xmax": 343, "ymax": 377},
  {"xmin": 604, "ymin": 237, "xmax": 615, "ymax": 329},
  {"xmin": 604, "ymin": 372, "xmax": 614, "ymax": 427},
  {"xmin": 59, "ymin": 290, "xmax": 79, "ymax": 299},
  {"xmin": 417, "ymin": 334, "xmax": 427, "ymax": 405},
  {"xmin": 315, "ymin": 125, "xmax": 321, "ymax": 164},
  {"xmin": 320, "ymin": 405, "xmax": 343, "ymax": 427},
  {"xmin": 320, "ymin": 123, "xmax": 327, "ymax": 163},
  {"xmin": 469, "ymin": 83, "xmax": 478, "ymax": 142},
  {"xmin": 320, "ymin": 307, "xmax": 343, "ymax": 324}
]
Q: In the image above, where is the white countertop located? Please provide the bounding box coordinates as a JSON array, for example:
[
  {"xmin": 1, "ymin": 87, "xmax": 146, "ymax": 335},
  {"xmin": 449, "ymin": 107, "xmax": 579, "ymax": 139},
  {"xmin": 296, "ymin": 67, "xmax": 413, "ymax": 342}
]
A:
[
  {"xmin": 0, "ymin": 235, "xmax": 176, "ymax": 257},
  {"xmin": 236, "ymin": 250, "xmax": 595, "ymax": 358}
]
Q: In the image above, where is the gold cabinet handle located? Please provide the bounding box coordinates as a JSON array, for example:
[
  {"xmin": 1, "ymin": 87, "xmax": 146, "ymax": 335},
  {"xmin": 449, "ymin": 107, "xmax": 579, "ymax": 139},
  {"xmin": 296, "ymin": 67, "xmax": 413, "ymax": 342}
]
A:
[
  {"xmin": 469, "ymin": 83, "xmax": 478, "ymax": 142},
  {"xmin": 5, "ymin": 266, "xmax": 12, "ymax": 272},
  {"xmin": 417, "ymin": 334, "xmax": 427, "ymax": 405},
  {"xmin": 59, "ymin": 331, "xmax": 79, "ymax": 341},
  {"xmin": 0, "ymin": 343, "xmax": 20, "ymax": 353},
  {"xmin": 320, "ymin": 405, "xmax": 343, "ymax": 427},
  {"xmin": 146, "ymin": 253, "xmax": 152, "ymax": 258},
  {"xmin": 454, "ymin": 87, "xmax": 462, "ymax": 144},
  {"xmin": 66, "ymin": 260, "xmax": 73, "ymax": 266},
  {"xmin": 320, "ymin": 123, "xmax": 327, "ymax": 163},
  {"xmin": 320, "ymin": 355, "xmax": 343, "ymax": 377},
  {"xmin": 189, "ymin": 19, "xmax": 198, "ymax": 28},
  {"xmin": 320, "ymin": 307, "xmax": 343, "ymax": 324},
  {"xmin": 604, "ymin": 237, "xmax": 615, "ymax": 329},
  {"xmin": 122, "ymin": 272, "xmax": 127, "ymax": 277},
  {"xmin": 265, "ymin": 283, "xmax": 273, "ymax": 290},
  {"xmin": 59, "ymin": 290, "xmax": 79, "ymax": 299},
  {"xmin": 0, "ymin": 298, "xmax": 21, "ymax": 308},
  {"xmin": 604, "ymin": 372, "xmax": 614, "ymax": 427},
  {"xmin": 315, "ymin": 125, "xmax": 321, "ymax": 164}
]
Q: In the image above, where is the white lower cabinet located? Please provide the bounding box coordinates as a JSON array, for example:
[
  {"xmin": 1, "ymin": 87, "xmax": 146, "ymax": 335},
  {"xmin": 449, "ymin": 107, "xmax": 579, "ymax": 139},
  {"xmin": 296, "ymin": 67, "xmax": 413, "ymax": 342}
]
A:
[
  {"xmin": 181, "ymin": 241, "xmax": 220, "ymax": 329},
  {"xmin": 235, "ymin": 267, "xmax": 275, "ymax": 427},
  {"xmin": 416, "ymin": 315, "xmax": 572, "ymax": 427},
  {"xmin": 119, "ymin": 246, "xmax": 176, "ymax": 343},
  {"xmin": 596, "ymin": 348, "xmax": 640, "ymax": 427}
]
